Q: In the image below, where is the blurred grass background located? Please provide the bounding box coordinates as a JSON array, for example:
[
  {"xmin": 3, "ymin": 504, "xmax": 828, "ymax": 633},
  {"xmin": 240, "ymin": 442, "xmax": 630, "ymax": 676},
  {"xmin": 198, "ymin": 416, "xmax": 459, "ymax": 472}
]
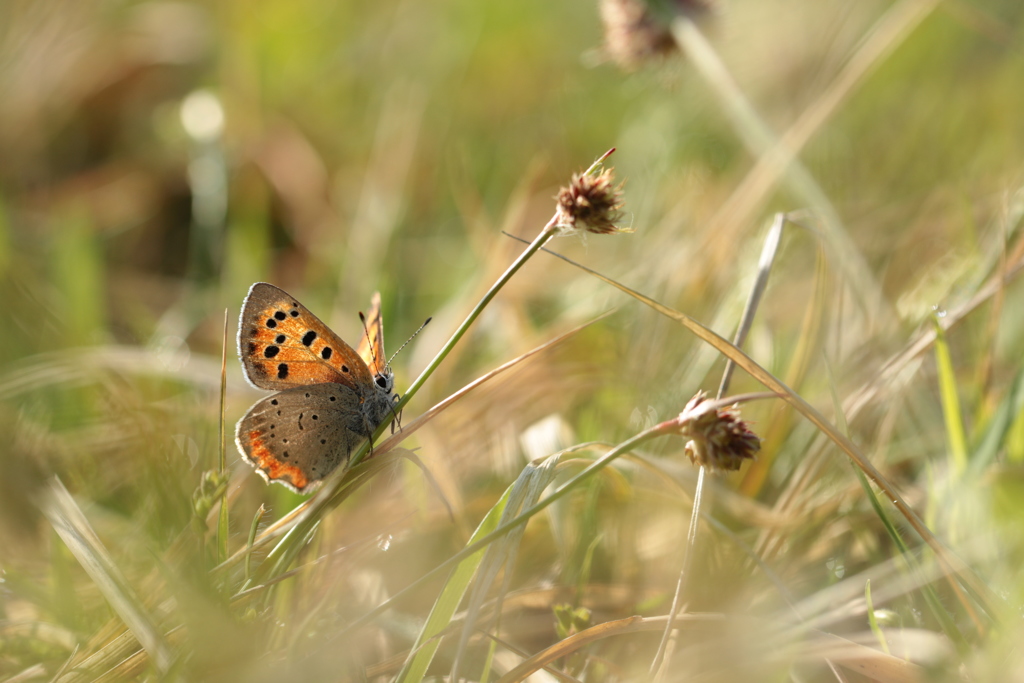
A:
[{"xmin": 3, "ymin": 0, "xmax": 1024, "ymax": 680}]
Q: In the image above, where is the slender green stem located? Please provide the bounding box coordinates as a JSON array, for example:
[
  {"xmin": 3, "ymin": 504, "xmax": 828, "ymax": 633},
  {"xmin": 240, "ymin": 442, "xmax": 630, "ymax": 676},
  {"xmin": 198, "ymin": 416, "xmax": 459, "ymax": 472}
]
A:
[
  {"xmin": 217, "ymin": 309, "xmax": 229, "ymax": 564},
  {"xmin": 651, "ymin": 217, "xmax": 783, "ymax": 678},
  {"xmin": 351, "ymin": 148, "xmax": 616, "ymax": 469},
  {"xmin": 401, "ymin": 215, "xmax": 556, "ymax": 412},
  {"xmin": 650, "ymin": 464, "xmax": 704, "ymax": 681},
  {"xmin": 346, "ymin": 215, "xmax": 557, "ymax": 475}
]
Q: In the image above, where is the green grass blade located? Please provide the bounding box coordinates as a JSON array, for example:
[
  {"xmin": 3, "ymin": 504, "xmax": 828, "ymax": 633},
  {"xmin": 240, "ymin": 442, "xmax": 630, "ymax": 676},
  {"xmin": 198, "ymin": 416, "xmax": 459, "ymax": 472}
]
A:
[
  {"xmin": 825, "ymin": 356, "xmax": 966, "ymax": 648},
  {"xmin": 396, "ymin": 484, "xmax": 513, "ymax": 683},
  {"xmin": 933, "ymin": 315, "xmax": 968, "ymax": 477},
  {"xmin": 449, "ymin": 454, "xmax": 561, "ymax": 682},
  {"xmin": 217, "ymin": 309, "xmax": 230, "ymax": 565},
  {"xmin": 969, "ymin": 369, "xmax": 1024, "ymax": 478},
  {"xmin": 245, "ymin": 505, "xmax": 266, "ymax": 585},
  {"xmin": 865, "ymin": 580, "xmax": 890, "ymax": 655}
]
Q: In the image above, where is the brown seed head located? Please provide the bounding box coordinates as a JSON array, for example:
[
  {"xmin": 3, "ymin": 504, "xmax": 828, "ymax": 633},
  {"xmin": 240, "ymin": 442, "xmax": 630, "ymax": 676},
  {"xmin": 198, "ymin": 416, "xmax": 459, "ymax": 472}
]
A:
[
  {"xmin": 555, "ymin": 168, "xmax": 627, "ymax": 235},
  {"xmin": 673, "ymin": 392, "xmax": 760, "ymax": 471},
  {"xmin": 600, "ymin": 0, "xmax": 715, "ymax": 71}
]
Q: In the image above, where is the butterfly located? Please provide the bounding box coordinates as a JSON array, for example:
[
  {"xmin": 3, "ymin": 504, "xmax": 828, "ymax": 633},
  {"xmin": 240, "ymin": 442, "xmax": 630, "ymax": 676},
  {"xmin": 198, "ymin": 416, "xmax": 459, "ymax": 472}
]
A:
[{"xmin": 235, "ymin": 283, "xmax": 398, "ymax": 493}]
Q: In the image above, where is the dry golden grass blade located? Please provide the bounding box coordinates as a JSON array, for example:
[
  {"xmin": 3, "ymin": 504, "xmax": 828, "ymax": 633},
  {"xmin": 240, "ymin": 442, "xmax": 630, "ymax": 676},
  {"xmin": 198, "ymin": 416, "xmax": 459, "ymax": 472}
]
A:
[
  {"xmin": 494, "ymin": 614, "xmax": 647, "ymax": 683},
  {"xmin": 82, "ymin": 627, "xmax": 187, "ymax": 683},
  {"xmin": 384, "ymin": 310, "xmax": 613, "ymax": 450},
  {"xmin": 0, "ymin": 347, "xmax": 226, "ymax": 398},
  {"xmin": 39, "ymin": 478, "xmax": 174, "ymax": 675},
  {"xmin": 90, "ymin": 649, "xmax": 148, "ymax": 683},
  {"xmin": 799, "ymin": 631, "xmax": 943, "ymax": 682},
  {"xmin": 739, "ymin": 242, "xmax": 830, "ymax": 496},
  {"xmin": 709, "ymin": 0, "xmax": 940, "ymax": 252},
  {"xmin": 2, "ymin": 664, "xmax": 46, "ymax": 683},
  {"xmin": 408, "ymin": 161, "xmax": 548, "ymax": 398},
  {"xmin": 496, "ymin": 614, "xmax": 932, "ymax": 683},
  {"xmin": 54, "ymin": 629, "xmax": 139, "ymax": 683}
]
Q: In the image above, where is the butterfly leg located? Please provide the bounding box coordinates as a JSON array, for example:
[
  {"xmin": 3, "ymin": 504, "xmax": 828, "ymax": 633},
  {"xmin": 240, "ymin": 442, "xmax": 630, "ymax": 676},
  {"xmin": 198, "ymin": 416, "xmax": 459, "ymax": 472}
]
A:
[{"xmin": 388, "ymin": 394, "xmax": 403, "ymax": 433}]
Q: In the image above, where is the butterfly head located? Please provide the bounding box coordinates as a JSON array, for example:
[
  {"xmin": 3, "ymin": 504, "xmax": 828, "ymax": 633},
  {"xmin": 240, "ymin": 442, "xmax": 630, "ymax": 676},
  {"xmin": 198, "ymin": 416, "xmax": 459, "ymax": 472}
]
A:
[{"xmin": 374, "ymin": 367, "xmax": 396, "ymax": 396}]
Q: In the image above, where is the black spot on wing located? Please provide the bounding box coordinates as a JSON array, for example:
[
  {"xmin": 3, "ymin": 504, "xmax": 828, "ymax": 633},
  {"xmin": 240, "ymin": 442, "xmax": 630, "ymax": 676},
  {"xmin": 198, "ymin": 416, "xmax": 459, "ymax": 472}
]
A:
[
  {"xmin": 302, "ymin": 330, "xmax": 317, "ymax": 346},
  {"xmin": 321, "ymin": 347, "xmax": 332, "ymax": 359},
  {"xmin": 277, "ymin": 363, "xmax": 289, "ymax": 379},
  {"xmin": 264, "ymin": 346, "xmax": 279, "ymax": 358}
]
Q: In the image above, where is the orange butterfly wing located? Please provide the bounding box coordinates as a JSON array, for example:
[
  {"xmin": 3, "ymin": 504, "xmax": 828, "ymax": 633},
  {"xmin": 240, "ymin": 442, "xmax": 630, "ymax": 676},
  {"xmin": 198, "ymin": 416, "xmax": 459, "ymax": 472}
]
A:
[
  {"xmin": 237, "ymin": 283, "xmax": 374, "ymax": 392},
  {"xmin": 355, "ymin": 291, "xmax": 388, "ymax": 378}
]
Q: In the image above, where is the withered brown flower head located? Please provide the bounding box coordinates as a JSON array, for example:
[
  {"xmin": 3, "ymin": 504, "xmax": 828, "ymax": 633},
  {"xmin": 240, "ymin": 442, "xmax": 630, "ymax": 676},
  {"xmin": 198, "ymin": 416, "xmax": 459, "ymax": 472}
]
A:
[
  {"xmin": 600, "ymin": 0, "xmax": 715, "ymax": 71},
  {"xmin": 674, "ymin": 392, "xmax": 760, "ymax": 471},
  {"xmin": 555, "ymin": 168, "xmax": 627, "ymax": 235}
]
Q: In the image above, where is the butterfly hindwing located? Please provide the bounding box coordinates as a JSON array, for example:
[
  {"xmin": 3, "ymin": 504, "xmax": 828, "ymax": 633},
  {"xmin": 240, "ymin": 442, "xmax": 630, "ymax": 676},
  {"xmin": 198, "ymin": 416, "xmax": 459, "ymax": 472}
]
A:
[
  {"xmin": 235, "ymin": 383, "xmax": 374, "ymax": 493},
  {"xmin": 237, "ymin": 282, "xmax": 374, "ymax": 392}
]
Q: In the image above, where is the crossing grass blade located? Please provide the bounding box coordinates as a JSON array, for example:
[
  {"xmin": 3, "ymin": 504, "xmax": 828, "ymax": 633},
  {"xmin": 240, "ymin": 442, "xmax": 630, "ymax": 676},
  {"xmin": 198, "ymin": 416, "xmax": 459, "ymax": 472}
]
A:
[
  {"xmin": 39, "ymin": 478, "xmax": 175, "ymax": 674},
  {"xmin": 396, "ymin": 484, "xmax": 512, "ymax": 683}
]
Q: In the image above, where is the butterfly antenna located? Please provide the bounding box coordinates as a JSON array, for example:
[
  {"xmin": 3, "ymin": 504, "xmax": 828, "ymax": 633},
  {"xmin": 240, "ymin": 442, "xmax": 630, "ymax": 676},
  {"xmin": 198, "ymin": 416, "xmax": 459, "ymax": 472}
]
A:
[{"xmin": 387, "ymin": 317, "xmax": 432, "ymax": 369}]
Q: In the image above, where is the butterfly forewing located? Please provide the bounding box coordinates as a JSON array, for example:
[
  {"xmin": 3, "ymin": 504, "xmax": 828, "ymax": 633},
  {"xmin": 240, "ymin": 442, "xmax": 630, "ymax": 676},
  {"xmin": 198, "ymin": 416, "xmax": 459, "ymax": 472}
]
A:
[{"xmin": 238, "ymin": 282, "xmax": 374, "ymax": 392}]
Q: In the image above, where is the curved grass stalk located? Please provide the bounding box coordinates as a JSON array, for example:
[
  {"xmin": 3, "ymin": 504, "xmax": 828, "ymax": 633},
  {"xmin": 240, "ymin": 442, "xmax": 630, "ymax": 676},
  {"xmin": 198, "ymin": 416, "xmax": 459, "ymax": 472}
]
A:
[
  {"xmin": 651, "ymin": 213, "xmax": 786, "ymax": 679},
  {"xmin": 536, "ymin": 245, "xmax": 998, "ymax": 632},
  {"xmin": 494, "ymin": 613, "xmax": 926, "ymax": 683}
]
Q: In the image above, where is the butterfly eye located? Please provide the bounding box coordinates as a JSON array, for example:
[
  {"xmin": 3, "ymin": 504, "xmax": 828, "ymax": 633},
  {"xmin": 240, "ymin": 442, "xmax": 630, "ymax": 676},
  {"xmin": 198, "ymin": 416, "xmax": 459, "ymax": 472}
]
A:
[{"xmin": 376, "ymin": 376, "xmax": 388, "ymax": 389}]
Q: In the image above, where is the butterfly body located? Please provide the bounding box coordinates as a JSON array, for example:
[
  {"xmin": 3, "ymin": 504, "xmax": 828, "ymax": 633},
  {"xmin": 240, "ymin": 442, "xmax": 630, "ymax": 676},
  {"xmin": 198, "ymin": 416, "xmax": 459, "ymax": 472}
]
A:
[{"xmin": 235, "ymin": 283, "xmax": 397, "ymax": 492}]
